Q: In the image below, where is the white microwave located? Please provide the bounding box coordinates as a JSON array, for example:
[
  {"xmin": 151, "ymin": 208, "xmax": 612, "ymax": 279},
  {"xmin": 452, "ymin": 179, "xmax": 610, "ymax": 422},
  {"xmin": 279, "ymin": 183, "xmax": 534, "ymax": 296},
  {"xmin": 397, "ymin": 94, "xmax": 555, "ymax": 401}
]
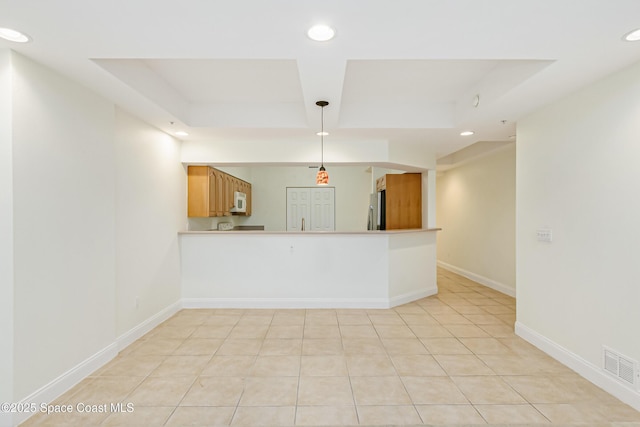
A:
[{"xmin": 230, "ymin": 191, "xmax": 247, "ymax": 213}]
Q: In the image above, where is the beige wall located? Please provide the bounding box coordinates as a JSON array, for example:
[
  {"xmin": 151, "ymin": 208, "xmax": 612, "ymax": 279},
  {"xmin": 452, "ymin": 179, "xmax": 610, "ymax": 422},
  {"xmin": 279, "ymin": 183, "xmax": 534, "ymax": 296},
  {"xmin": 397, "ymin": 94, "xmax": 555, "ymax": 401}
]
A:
[
  {"xmin": 436, "ymin": 144, "xmax": 516, "ymax": 295},
  {"xmin": 5, "ymin": 51, "xmax": 184, "ymax": 417},
  {"xmin": 114, "ymin": 109, "xmax": 185, "ymax": 336},
  {"xmin": 0, "ymin": 49, "xmax": 15, "ymax": 423},
  {"xmin": 516, "ymin": 58, "xmax": 640, "ymax": 408},
  {"xmin": 11, "ymin": 51, "xmax": 117, "ymax": 401}
]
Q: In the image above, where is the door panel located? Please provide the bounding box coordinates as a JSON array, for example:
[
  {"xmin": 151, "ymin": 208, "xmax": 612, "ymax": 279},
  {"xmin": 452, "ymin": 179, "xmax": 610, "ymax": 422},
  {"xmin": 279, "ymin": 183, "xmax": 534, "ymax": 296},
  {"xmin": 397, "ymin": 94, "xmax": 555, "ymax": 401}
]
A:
[
  {"xmin": 310, "ymin": 187, "xmax": 335, "ymax": 231},
  {"xmin": 286, "ymin": 188, "xmax": 310, "ymax": 231},
  {"xmin": 287, "ymin": 187, "xmax": 334, "ymax": 231}
]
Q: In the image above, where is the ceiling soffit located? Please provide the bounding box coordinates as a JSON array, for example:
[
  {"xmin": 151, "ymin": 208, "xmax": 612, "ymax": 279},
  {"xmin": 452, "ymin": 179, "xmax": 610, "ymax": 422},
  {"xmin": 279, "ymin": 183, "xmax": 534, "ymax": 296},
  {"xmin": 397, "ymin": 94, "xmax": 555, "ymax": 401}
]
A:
[{"xmin": 94, "ymin": 58, "xmax": 552, "ymax": 131}]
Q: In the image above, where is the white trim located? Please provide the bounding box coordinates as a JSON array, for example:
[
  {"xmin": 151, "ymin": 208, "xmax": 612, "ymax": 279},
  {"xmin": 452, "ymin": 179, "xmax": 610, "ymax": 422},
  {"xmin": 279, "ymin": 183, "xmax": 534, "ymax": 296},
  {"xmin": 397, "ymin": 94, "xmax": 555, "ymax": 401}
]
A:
[
  {"xmin": 182, "ymin": 297, "xmax": 391, "ymax": 309},
  {"xmin": 13, "ymin": 300, "xmax": 182, "ymax": 427},
  {"xmin": 389, "ymin": 287, "xmax": 438, "ymax": 308},
  {"xmin": 515, "ymin": 321, "xmax": 640, "ymax": 412},
  {"xmin": 183, "ymin": 290, "xmax": 438, "ymax": 310},
  {"xmin": 437, "ymin": 260, "xmax": 516, "ymax": 297},
  {"xmin": 13, "ymin": 342, "xmax": 118, "ymax": 426},
  {"xmin": 116, "ymin": 300, "xmax": 182, "ymax": 351}
]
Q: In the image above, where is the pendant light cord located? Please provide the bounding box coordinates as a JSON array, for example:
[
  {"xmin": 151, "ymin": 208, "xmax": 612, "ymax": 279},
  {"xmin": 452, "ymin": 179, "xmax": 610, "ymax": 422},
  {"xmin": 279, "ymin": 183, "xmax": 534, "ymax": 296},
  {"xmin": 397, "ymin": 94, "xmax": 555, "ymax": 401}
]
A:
[
  {"xmin": 320, "ymin": 105, "xmax": 324, "ymax": 167},
  {"xmin": 316, "ymin": 100, "xmax": 329, "ymax": 170}
]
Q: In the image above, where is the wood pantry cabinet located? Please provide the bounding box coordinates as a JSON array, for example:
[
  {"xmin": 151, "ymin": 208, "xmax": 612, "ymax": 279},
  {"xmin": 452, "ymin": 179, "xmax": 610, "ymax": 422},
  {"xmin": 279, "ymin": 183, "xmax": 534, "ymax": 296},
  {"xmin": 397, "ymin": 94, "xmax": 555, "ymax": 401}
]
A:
[
  {"xmin": 376, "ymin": 172, "xmax": 422, "ymax": 230},
  {"xmin": 187, "ymin": 166, "xmax": 252, "ymax": 217}
]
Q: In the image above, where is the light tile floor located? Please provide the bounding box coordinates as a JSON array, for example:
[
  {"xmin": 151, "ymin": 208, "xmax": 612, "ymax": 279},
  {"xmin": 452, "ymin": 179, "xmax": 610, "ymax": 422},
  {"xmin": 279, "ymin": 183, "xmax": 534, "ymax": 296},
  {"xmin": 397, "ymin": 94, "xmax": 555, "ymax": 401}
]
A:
[{"xmin": 22, "ymin": 269, "xmax": 640, "ymax": 426}]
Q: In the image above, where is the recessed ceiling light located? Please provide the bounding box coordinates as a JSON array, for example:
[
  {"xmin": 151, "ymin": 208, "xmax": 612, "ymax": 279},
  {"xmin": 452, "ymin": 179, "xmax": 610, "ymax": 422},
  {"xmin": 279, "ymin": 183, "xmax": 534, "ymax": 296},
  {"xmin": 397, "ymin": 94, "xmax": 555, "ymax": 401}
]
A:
[
  {"xmin": 460, "ymin": 131, "xmax": 475, "ymax": 136},
  {"xmin": 0, "ymin": 27, "xmax": 31, "ymax": 43},
  {"xmin": 175, "ymin": 131, "xmax": 189, "ymax": 137},
  {"xmin": 623, "ymin": 28, "xmax": 640, "ymax": 42},
  {"xmin": 316, "ymin": 131, "xmax": 329, "ymax": 136},
  {"xmin": 307, "ymin": 25, "xmax": 335, "ymax": 42}
]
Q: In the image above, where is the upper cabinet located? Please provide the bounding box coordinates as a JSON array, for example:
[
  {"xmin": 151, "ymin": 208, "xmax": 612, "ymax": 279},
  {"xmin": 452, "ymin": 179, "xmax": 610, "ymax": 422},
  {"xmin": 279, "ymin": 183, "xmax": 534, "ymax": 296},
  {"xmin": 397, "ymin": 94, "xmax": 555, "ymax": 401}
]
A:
[
  {"xmin": 377, "ymin": 173, "xmax": 422, "ymax": 230},
  {"xmin": 187, "ymin": 166, "xmax": 252, "ymax": 217}
]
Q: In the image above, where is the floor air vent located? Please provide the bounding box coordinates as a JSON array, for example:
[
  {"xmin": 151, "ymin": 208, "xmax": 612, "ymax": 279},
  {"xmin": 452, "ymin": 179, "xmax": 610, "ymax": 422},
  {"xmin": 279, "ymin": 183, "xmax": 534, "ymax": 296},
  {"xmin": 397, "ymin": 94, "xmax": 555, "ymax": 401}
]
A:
[{"xmin": 603, "ymin": 346, "xmax": 637, "ymax": 388}]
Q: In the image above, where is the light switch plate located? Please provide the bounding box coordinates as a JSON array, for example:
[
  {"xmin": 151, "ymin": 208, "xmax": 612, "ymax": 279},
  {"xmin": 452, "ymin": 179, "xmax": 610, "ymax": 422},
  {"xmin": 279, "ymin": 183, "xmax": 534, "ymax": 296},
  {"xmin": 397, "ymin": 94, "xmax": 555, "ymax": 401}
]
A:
[{"xmin": 536, "ymin": 228, "xmax": 553, "ymax": 242}]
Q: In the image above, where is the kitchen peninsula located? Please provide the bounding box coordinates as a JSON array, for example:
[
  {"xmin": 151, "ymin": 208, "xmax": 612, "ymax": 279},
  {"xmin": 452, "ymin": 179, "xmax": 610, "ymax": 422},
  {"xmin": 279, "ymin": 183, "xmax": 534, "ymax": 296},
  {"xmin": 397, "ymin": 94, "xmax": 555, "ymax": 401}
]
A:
[
  {"xmin": 179, "ymin": 228, "xmax": 439, "ymax": 308},
  {"xmin": 179, "ymin": 138, "xmax": 439, "ymax": 308}
]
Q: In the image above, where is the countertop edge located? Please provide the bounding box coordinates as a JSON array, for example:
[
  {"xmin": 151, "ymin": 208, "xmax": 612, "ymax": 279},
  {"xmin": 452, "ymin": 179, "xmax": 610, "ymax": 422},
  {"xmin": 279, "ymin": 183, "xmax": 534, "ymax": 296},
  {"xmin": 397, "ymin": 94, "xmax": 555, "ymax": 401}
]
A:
[{"xmin": 179, "ymin": 228, "xmax": 441, "ymax": 235}]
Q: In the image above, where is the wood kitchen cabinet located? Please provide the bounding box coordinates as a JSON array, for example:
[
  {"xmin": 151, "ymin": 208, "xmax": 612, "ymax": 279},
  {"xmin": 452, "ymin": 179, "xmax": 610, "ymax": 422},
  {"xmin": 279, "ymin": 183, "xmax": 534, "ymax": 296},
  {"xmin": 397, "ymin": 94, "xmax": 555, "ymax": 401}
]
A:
[
  {"xmin": 238, "ymin": 180, "xmax": 252, "ymax": 216},
  {"xmin": 187, "ymin": 166, "xmax": 252, "ymax": 217},
  {"xmin": 376, "ymin": 172, "xmax": 422, "ymax": 229},
  {"xmin": 212, "ymin": 168, "xmax": 225, "ymax": 216},
  {"xmin": 224, "ymin": 174, "xmax": 233, "ymax": 215}
]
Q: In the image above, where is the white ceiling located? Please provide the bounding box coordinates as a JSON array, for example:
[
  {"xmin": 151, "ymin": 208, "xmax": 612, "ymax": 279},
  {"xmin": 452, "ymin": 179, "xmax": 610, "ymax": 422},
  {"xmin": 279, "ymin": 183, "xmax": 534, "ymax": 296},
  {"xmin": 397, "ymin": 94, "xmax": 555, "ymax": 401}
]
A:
[{"xmin": 2, "ymin": 0, "xmax": 640, "ymax": 159}]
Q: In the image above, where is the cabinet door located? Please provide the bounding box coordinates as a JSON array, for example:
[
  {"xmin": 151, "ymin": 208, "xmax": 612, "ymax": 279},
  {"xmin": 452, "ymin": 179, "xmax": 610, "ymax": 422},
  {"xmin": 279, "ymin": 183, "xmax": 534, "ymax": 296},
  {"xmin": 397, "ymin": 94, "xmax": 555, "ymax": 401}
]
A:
[
  {"xmin": 187, "ymin": 165, "xmax": 210, "ymax": 217},
  {"xmin": 208, "ymin": 168, "xmax": 218, "ymax": 217},
  {"xmin": 212, "ymin": 169, "xmax": 224, "ymax": 216},
  {"xmin": 223, "ymin": 174, "xmax": 233, "ymax": 215},
  {"xmin": 236, "ymin": 181, "xmax": 247, "ymax": 215},
  {"xmin": 245, "ymin": 182, "xmax": 252, "ymax": 216}
]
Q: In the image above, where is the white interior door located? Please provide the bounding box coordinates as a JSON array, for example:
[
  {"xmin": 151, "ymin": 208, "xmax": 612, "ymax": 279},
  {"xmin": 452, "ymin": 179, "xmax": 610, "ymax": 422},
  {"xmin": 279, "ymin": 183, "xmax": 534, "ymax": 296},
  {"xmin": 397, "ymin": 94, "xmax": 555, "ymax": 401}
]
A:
[
  {"xmin": 286, "ymin": 187, "xmax": 310, "ymax": 231},
  {"xmin": 287, "ymin": 187, "xmax": 335, "ymax": 231},
  {"xmin": 310, "ymin": 187, "xmax": 335, "ymax": 231}
]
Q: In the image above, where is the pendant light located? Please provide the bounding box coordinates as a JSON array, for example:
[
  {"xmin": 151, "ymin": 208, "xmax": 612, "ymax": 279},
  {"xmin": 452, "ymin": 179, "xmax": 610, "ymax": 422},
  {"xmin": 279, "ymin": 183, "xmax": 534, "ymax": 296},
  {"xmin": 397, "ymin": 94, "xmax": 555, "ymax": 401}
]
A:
[{"xmin": 315, "ymin": 100, "xmax": 329, "ymax": 185}]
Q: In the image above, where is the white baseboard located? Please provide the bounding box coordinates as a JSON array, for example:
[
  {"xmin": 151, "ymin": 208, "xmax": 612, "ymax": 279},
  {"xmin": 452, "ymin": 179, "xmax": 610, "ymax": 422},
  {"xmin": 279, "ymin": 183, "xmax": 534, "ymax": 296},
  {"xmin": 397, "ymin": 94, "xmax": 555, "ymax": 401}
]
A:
[
  {"xmin": 389, "ymin": 287, "xmax": 438, "ymax": 308},
  {"xmin": 183, "ymin": 289, "xmax": 438, "ymax": 310},
  {"xmin": 116, "ymin": 300, "xmax": 182, "ymax": 351},
  {"xmin": 515, "ymin": 321, "xmax": 640, "ymax": 412},
  {"xmin": 13, "ymin": 342, "xmax": 118, "ymax": 426},
  {"xmin": 437, "ymin": 260, "xmax": 516, "ymax": 297},
  {"xmin": 182, "ymin": 297, "xmax": 390, "ymax": 309},
  {"xmin": 13, "ymin": 300, "xmax": 182, "ymax": 427}
]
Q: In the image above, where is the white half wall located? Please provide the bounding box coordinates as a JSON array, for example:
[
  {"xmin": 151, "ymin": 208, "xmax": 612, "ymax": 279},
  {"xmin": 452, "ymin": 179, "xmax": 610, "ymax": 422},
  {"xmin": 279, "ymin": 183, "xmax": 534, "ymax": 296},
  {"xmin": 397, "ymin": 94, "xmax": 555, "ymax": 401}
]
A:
[
  {"xmin": 181, "ymin": 233, "xmax": 389, "ymax": 305},
  {"xmin": 436, "ymin": 144, "xmax": 516, "ymax": 294},
  {"xmin": 114, "ymin": 109, "xmax": 185, "ymax": 337},
  {"xmin": 180, "ymin": 231, "xmax": 438, "ymax": 308},
  {"xmin": 388, "ymin": 231, "xmax": 438, "ymax": 304},
  {"xmin": 0, "ymin": 49, "xmax": 15, "ymax": 427},
  {"xmin": 11, "ymin": 51, "xmax": 117, "ymax": 401},
  {"xmin": 517, "ymin": 59, "xmax": 640, "ymax": 408}
]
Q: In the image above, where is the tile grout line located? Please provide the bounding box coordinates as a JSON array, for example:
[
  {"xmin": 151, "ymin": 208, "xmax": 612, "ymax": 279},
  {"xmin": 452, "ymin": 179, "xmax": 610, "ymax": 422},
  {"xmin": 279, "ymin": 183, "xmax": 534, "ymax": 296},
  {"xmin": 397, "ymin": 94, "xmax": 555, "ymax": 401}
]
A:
[
  {"xmin": 291, "ymin": 309, "xmax": 308, "ymax": 426},
  {"xmin": 396, "ymin": 303, "xmax": 429, "ymax": 425},
  {"xmin": 338, "ymin": 313, "xmax": 362, "ymax": 426},
  {"xmin": 163, "ymin": 312, "xmax": 222, "ymax": 426}
]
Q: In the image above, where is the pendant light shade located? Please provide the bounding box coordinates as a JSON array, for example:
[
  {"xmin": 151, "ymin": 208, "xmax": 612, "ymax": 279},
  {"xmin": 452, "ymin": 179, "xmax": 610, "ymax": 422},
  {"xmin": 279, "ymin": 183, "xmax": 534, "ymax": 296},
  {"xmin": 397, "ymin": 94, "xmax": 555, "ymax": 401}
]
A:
[
  {"xmin": 315, "ymin": 100, "xmax": 329, "ymax": 185},
  {"xmin": 316, "ymin": 166, "xmax": 329, "ymax": 185}
]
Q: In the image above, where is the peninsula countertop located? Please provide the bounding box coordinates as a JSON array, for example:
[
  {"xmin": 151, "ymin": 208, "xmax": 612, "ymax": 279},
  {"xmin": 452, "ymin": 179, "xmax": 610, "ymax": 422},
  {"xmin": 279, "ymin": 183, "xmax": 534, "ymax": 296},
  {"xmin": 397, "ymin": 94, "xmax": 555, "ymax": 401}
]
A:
[{"xmin": 179, "ymin": 228, "xmax": 441, "ymax": 235}]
